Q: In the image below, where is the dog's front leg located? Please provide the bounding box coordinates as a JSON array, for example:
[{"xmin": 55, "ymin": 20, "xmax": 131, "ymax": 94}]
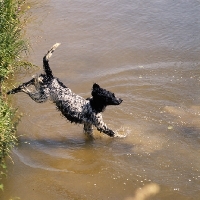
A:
[
  {"xmin": 94, "ymin": 114, "xmax": 115, "ymax": 137},
  {"xmin": 96, "ymin": 124, "xmax": 115, "ymax": 137}
]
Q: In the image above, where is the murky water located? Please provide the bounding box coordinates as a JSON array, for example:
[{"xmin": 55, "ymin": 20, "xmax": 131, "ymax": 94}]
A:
[{"xmin": 2, "ymin": 0, "xmax": 200, "ymax": 199}]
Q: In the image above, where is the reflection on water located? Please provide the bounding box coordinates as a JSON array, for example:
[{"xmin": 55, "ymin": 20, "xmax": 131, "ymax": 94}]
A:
[
  {"xmin": 2, "ymin": 0, "xmax": 200, "ymax": 199},
  {"xmin": 125, "ymin": 183, "xmax": 160, "ymax": 200}
]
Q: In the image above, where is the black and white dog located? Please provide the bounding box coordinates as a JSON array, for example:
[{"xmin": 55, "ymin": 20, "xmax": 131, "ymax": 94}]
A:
[{"xmin": 7, "ymin": 43, "xmax": 123, "ymax": 137}]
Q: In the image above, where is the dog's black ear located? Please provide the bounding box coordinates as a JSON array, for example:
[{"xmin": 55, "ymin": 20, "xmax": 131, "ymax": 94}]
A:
[{"xmin": 93, "ymin": 83, "xmax": 100, "ymax": 90}]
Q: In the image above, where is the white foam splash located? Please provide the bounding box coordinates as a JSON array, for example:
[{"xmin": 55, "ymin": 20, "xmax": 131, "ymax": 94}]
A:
[{"xmin": 114, "ymin": 126, "xmax": 131, "ymax": 138}]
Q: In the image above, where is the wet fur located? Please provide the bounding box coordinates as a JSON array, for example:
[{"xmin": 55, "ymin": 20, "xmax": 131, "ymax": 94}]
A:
[{"xmin": 7, "ymin": 43, "xmax": 123, "ymax": 137}]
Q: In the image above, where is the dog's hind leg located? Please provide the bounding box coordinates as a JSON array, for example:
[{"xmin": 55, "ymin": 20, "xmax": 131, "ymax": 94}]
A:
[
  {"xmin": 7, "ymin": 78, "xmax": 35, "ymax": 95},
  {"xmin": 83, "ymin": 123, "xmax": 93, "ymax": 136},
  {"xmin": 19, "ymin": 76, "xmax": 47, "ymax": 103},
  {"xmin": 43, "ymin": 43, "xmax": 61, "ymax": 79},
  {"xmin": 32, "ymin": 74, "xmax": 43, "ymax": 90},
  {"xmin": 21, "ymin": 87, "xmax": 48, "ymax": 103}
]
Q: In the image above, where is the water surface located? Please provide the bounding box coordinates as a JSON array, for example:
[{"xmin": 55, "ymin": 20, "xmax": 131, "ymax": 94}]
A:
[{"xmin": 2, "ymin": 0, "xmax": 200, "ymax": 199}]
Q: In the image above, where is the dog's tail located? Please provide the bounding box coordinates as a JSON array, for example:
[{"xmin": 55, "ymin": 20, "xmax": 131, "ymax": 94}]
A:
[{"xmin": 43, "ymin": 43, "xmax": 61, "ymax": 79}]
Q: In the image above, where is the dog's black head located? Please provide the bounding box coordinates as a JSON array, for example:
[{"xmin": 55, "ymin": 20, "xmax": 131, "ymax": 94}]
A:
[{"xmin": 90, "ymin": 83, "xmax": 122, "ymax": 113}]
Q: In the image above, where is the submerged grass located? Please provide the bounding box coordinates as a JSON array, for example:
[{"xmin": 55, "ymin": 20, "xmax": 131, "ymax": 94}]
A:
[{"xmin": 0, "ymin": 0, "xmax": 32, "ymax": 189}]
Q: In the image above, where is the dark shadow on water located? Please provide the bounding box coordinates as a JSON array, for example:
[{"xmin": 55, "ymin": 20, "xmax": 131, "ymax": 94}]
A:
[{"xmin": 15, "ymin": 133, "xmax": 135, "ymax": 153}]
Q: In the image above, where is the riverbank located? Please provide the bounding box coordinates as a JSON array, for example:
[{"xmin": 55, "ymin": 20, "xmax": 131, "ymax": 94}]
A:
[{"xmin": 0, "ymin": 0, "xmax": 31, "ymax": 190}]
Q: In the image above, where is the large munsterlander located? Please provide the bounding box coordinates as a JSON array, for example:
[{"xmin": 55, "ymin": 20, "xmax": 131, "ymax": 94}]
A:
[{"xmin": 7, "ymin": 43, "xmax": 123, "ymax": 137}]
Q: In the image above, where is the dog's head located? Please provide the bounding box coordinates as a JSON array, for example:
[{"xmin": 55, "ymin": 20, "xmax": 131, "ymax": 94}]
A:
[{"xmin": 90, "ymin": 83, "xmax": 122, "ymax": 113}]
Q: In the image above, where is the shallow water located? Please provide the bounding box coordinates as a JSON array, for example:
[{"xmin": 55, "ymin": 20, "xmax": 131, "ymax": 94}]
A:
[{"xmin": 2, "ymin": 0, "xmax": 200, "ymax": 199}]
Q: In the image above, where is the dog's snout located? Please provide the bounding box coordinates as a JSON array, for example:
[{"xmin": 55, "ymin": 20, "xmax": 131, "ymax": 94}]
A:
[
  {"xmin": 118, "ymin": 98, "xmax": 123, "ymax": 104},
  {"xmin": 114, "ymin": 98, "xmax": 123, "ymax": 105}
]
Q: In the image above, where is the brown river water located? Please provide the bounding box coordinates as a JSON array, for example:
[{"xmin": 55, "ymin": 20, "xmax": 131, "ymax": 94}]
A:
[{"xmin": 2, "ymin": 0, "xmax": 200, "ymax": 199}]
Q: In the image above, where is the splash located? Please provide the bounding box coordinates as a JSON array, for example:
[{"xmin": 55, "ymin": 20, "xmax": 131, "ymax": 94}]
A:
[{"xmin": 114, "ymin": 126, "xmax": 131, "ymax": 138}]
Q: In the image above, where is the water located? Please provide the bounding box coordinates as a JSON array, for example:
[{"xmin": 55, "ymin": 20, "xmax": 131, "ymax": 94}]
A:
[{"xmin": 2, "ymin": 0, "xmax": 200, "ymax": 199}]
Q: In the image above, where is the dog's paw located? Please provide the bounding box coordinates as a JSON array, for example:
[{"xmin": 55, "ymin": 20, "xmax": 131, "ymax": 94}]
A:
[{"xmin": 21, "ymin": 86, "xmax": 30, "ymax": 93}]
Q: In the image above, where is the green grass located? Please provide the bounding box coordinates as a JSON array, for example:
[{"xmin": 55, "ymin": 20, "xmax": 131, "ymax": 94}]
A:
[
  {"xmin": 0, "ymin": 0, "xmax": 29, "ymax": 80},
  {"xmin": 0, "ymin": 97, "xmax": 18, "ymax": 159},
  {"xmin": 0, "ymin": 0, "xmax": 32, "ymax": 189}
]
